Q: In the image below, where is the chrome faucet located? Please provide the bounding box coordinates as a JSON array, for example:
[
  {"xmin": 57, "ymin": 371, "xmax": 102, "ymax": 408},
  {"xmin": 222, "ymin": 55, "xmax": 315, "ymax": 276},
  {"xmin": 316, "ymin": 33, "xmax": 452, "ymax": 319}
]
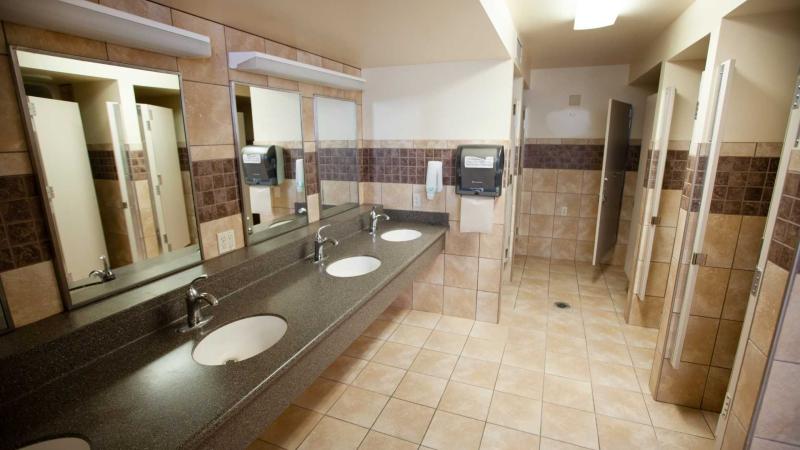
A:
[
  {"xmin": 313, "ymin": 224, "xmax": 339, "ymax": 263},
  {"xmin": 179, "ymin": 274, "xmax": 219, "ymax": 332},
  {"xmin": 88, "ymin": 256, "xmax": 115, "ymax": 282},
  {"xmin": 368, "ymin": 207, "xmax": 390, "ymax": 235}
]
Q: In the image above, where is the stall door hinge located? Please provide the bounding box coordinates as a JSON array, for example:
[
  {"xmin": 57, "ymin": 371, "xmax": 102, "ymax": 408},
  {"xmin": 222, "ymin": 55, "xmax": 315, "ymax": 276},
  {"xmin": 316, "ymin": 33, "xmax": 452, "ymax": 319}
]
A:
[
  {"xmin": 650, "ymin": 216, "xmax": 661, "ymax": 226},
  {"xmin": 693, "ymin": 101, "xmax": 700, "ymax": 120},
  {"xmin": 512, "ymin": 103, "xmax": 517, "ymax": 116},
  {"xmin": 792, "ymin": 74, "xmax": 799, "ymax": 110},
  {"xmin": 720, "ymin": 392, "xmax": 733, "ymax": 417},
  {"xmin": 691, "ymin": 252, "xmax": 706, "ymax": 266},
  {"xmin": 751, "ymin": 268, "xmax": 763, "ymax": 297}
]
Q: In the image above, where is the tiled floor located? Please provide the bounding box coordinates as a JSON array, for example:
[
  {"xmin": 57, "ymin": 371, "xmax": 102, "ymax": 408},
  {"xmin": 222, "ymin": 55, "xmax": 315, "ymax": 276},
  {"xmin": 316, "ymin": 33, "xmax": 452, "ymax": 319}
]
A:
[{"xmin": 251, "ymin": 256, "xmax": 719, "ymax": 450}]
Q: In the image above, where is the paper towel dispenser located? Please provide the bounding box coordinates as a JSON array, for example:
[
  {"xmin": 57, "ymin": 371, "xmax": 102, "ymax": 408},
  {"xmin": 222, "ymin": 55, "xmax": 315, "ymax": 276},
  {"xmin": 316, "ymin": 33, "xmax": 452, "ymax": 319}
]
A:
[
  {"xmin": 456, "ymin": 145, "xmax": 504, "ymax": 197},
  {"xmin": 241, "ymin": 145, "xmax": 284, "ymax": 186}
]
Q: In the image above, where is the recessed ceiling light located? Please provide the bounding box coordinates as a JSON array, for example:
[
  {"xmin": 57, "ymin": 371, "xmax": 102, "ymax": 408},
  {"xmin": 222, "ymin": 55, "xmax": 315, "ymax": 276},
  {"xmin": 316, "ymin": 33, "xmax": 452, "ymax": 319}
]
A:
[{"xmin": 574, "ymin": 0, "xmax": 620, "ymax": 30}]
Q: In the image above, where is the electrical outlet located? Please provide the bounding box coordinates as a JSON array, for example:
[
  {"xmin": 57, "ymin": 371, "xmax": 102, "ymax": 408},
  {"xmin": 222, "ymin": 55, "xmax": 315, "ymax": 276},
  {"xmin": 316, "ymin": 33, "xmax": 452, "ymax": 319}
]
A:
[
  {"xmin": 217, "ymin": 229, "xmax": 236, "ymax": 254},
  {"xmin": 560, "ymin": 206, "xmax": 568, "ymax": 216},
  {"xmin": 413, "ymin": 192, "xmax": 422, "ymax": 209}
]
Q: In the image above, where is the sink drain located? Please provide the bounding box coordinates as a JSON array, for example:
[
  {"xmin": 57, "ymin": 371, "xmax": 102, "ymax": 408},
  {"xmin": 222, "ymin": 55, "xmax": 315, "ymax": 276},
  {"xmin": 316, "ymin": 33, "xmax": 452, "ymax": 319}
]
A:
[{"xmin": 554, "ymin": 301, "xmax": 571, "ymax": 309}]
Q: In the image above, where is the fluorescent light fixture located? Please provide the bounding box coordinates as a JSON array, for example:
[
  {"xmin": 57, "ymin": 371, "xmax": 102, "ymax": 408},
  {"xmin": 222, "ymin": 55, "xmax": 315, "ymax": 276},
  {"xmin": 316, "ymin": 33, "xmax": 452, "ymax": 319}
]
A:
[{"xmin": 574, "ymin": 0, "xmax": 619, "ymax": 30}]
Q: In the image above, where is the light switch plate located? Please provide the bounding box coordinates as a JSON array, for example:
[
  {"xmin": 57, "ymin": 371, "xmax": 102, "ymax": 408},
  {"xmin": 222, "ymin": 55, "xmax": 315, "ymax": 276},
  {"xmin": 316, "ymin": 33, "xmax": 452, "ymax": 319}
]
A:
[{"xmin": 217, "ymin": 229, "xmax": 236, "ymax": 254}]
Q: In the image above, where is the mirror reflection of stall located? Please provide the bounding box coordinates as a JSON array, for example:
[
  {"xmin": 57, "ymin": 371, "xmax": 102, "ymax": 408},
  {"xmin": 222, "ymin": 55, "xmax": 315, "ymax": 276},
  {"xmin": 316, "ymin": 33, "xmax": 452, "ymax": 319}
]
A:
[
  {"xmin": 232, "ymin": 83, "xmax": 307, "ymax": 242},
  {"xmin": 11, "ymin": 48, "xmax": 201, "ymax": 308},
  {"xmin": 314, "ymin": 96, "xmax": 359, "ymax": 218}
]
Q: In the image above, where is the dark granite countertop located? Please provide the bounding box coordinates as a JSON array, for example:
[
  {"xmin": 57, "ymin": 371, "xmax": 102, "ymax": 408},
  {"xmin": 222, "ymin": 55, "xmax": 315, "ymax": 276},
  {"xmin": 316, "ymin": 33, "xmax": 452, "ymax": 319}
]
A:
[{"xmin": 0, "ymin": 221, "xmax": 445, "ymax": 450}]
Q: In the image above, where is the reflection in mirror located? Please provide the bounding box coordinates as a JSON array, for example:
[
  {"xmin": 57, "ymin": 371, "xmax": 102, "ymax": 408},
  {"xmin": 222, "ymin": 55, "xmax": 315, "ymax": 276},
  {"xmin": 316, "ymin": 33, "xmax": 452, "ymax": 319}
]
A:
[
  {"xmin": 232, "ymin": 83, "xmax": 307, "ymax": 242},
  {"xmin": 12, "ymin": 49, "xmax": 201, "ymax": 307},
  {"xmin": 314, "ymin": 96, "xmax": 359, "ymax": 218}
]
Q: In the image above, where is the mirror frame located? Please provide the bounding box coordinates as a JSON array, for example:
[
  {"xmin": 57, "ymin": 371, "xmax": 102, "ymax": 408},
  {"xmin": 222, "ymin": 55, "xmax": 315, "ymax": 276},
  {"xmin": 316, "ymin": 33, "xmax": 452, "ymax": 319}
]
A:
[
  {"xmin": 229, "ymin": 81, "xmax": 310, "ymax": 245},
  {"xmin": 8, "ymin": 45, "xmax": 205, "ymax": 310},
  {"xmin": 313, "ymin": 94, "xmax": 361, "ymax": 220}
]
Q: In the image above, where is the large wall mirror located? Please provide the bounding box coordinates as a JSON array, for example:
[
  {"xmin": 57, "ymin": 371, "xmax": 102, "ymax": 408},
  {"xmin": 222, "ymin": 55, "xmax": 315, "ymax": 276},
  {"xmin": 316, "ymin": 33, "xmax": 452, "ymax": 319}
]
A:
[
  {"xmin": 231, "ymin": 83, "xmax": 308, "ymax": 243},
  {"xmin": 10, "ymin": 48, "xmax": 202, "ymax": 308},
  {"xmin": 314, "ymin": 96, "xmax": 359, "ymax": 218}
]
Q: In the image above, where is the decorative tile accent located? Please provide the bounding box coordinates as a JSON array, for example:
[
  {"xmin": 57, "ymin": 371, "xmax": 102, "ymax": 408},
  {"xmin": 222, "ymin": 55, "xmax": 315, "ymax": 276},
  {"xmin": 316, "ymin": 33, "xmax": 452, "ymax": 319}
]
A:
[
  {"xmin": 318, "ymin": 148, "xmax": 359, "ymax": 182},
  {"xmin": 178, "ymin": 146, "xmax": 190, "ymax": 172},
  {"xmin": 126, "ymin": 150, "xmax": 149, "ymax": 181},
  {"xmin": 0, "ymin": 175, "xmax": 52, "ymax": 271},
  {"xmin": 191, "ymin": 158, "xmax": 240, "ymax": 223},
  {"xmin": 87, "ymin": 149, "xmax": 118, "ymax": 180},
  {"xmin": 522, "ymin": 143, "xmax": 640, "ymax": 171},
  {"xmin": 358, "ymin": 148, "xmax": 456, "ymax": 185},
  {"xmin": 769, "ymin": 171, "xmax": 800, "ymax": 270},
  {"xmin": 282, "ymin": 148, "xmax": 303, "ymax": 180},
  {"xmin": 711, "ymin": 156, "xmax": 778, "ymax": 216},
  {"xmin": 304, "ymin": 152, "xmax": 319, "ymax": 195}
]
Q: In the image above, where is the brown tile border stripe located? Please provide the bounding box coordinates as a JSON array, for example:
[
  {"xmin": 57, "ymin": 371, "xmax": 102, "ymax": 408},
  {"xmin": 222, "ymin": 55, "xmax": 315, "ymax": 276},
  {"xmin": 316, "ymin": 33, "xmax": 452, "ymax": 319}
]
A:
[
  {"xmin": 87, "ymin": 150, "xmax": 118, "ymax": 180},
  {"xmin": 769, "ymin": 171, "xmax": 800, "ymax": 270},
  {"xmin": 191, "ymin": 158, "xmax": 240, "ymax": 223},
  {"xmin": 0, "ymin": 174, "xmax": 52, "ymax": 271},
  {"xmin": 318, "ymin": 147, "xmax": 359, "ymax": 182},
  {"xmin": 358, "ymin": 148, "xmax": 456, "ymax": 185},
  {"xmin": 522, "ymin": 143, "xmax": 641, "ymax": 171},
  {"xmin": 303, "ymin": 152, "xmax": 319, "ymax": 195}
]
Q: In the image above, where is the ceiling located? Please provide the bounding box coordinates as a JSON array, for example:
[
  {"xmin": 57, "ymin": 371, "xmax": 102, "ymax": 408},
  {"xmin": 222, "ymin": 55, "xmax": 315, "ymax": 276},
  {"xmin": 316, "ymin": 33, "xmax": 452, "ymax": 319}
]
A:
[
  {"xmin": 157, "ymin": 0, "xmax": 509, "ymax": 69},
  {"xmin": 506, "ymin": 0, "xmax": 694, "ymax": 69}
]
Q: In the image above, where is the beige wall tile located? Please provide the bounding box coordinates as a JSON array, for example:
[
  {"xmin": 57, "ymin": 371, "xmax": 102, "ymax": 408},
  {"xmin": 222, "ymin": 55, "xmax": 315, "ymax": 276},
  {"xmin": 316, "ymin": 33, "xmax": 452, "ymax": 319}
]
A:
[
  {"xmin": 297, "ymin": 50, "xmax": 323, "ymax": 67},
  {"xmin": 412, "ymin": 184, "xmax": 445, "ymax": 212},
  {"xmin": 579, "ymin": 194, "xmax": 599, "ymax": 218},
  {"xmin": 720, "ymin": 142, "xmax": 756, "ymax": 157},
  {"xmin": 264, "ymin": 39, "xmax": 298, "ymax": 60},
  {"xmin": 417, "ymin": 253, "xmax": 444, "ymax": 285},
  {"xmin": 577, "ymin": 218, "xmax": 595, "ymax": 241},
  {"xmin": 581, "ymin": 171, "xmax": 601, "ymax": 194},
  {"xmin": 307, "ymin": 193, "xmax": 320, "ymax": 223},
  {"xmin": 189, "ymin": 144, "xmax": 235, "ymax": 161},
  {"xmin": 712, "ymin": 319, "xmax": 743, "ymax": 369},
  {"xmin": 360, "ymin": 182, "xmax": 381, "ymax": 205},
  {"xmin": 1, "ymin": 261, "xmax": 63, "ymax": 327},
  {"xmin": 446, "ymin": 221, "xmax": 480, "ymax": 257},
  {"xmin": 722, "ymin": 269, "xmax": 752, "ymax": 321},
  {"xmin": 268, "ymin": 76, "xmax": 300, "ymax": 91},
  {"xmin": 444, "ymin": 255, "xmax": 479, "ymax": 290},
  {"xmin": 655, "ymin": 360, "xmax": 709, "ymax": 409},
  {"xmin": 479, "ymin": 224, "xmax": 504, "ymax": 259},
  {"xmin": 751, "ymin": 263, "xmax": 789, "ymax": 354},
  {"xmin": 445, "ymin": 185, "xmax": 460, "ymax": 218},
  {"xmin": 702, "ymin": 366, "xmax": 731, "ymax": 412},
  {"xmin": 555, "ymin": 194, "xmax": 580, "ymax": 217},
  {"xmin": 0, "ymin": 58, "xmax": 28, "ymax": 153},
  {"xmin": 0, "ymin": 152, "xmax": 32, "ymax": 175},
  {"xmin": 551, "ymin": 239, "xmax": 577, "ymax": 260},
  {"xmin": 531, "ymin": 192, "xmax": 556, "ymax": 215},
  {"xmin": 531, "ymin": 215, "xmax": 554, "ymax": 238},
  {"xmin": 225, "ymin": 26, "xmax": 268, "ymax": 85},
  {"xmin": 682, "ymin": 316, "xmax": 718, "ymax": 365},
  {"xmin": 301, "ymin": 97, "xmax": 315, "ymax": 141},
  {"xmin": 658, "ymin": 190, "xmax": 683, "ymax": 227},
  {"xmin": 732, "ymin": 341, "xmax": 767, "ymax": 427},
  {"xmin": 703, "ymin": 214, "xmax": 742, "ymax": 268},
  {"xmin": 4, "ymin": 22, "xmax": 108, "ymax": 59},
  {"xmin": 553, "ymin": 217, "xmax": 579, "ymax": 240},
  {"xmin": 775, "ymin": 282, "xmax": 800, "ymax": 363},
  {"xmin": 381, "ymin": 183, "xmax": 412, "ymax": 210},
  {"xmin": 733, "ymin": 216, "xmax": 766, "ymax": 270},
  {"xmin": 556, "ymin": 170, "xmax": 582, "ymax": 193},
  {"xmin": 691, "ymin": 267, "xmax": 729, "ymax": 318},
  {"xmin": 413, "ymin": 282, "xmax": 444, "ymax": 314},
  {"xmin": 532, "ymin": 169, "xmax": 557, "ymax": 192},
  {"xmin": 107, "ymin": 44, "xmax": 177, "ymax": 71},
  {"xmin": 528, "ymin": 237, "xmax": 552, "ymax": 258},
  {"xmin": 651, "ymin": 226, "xmax": 676, "ymax": 263},
  {"xmin": 199, "ymin": 213, "xmax": 244, "ymax": 258},
  {"xmin": 100, "ymin": 0, "xmax": 172, "ymax": 23},
  {"xmin": 755, "ymin": 142, "xmax": 782, "ymax": 157},
  {"xmin": 645, "ymin": 262, "xmax": 670, "ymax": 297},
  {"xmin": 172, "ymin": 11, "xmax": 228, "ymax": 85},
  {"xmin": 478, "ymin": 258, "xmax": 501, "ymax": 293},
  {"xmin": 182, "ymin": 81, "xmax": 234, "ymax": 145},
  {"xmin": 575, "ymin": 241, "xmax": 594, "ymax": 262},
  {"xmin": 443, "ymin": 286, "xmax": 477, "ymax": 319}
]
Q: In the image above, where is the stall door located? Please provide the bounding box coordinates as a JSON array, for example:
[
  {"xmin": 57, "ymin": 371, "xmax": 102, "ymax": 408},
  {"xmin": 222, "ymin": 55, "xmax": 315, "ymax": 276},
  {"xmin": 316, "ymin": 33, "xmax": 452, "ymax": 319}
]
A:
[
  {"xmin": 139, "ymin": 104, "xmax": 191, "ymax": 252},
  {"xmin": 593, "ymin": 99, "xmax": 633, "ymax": 265},
  {"xmin": 29, "ymin": 96, "xmax": 107, "ymax": 281}
]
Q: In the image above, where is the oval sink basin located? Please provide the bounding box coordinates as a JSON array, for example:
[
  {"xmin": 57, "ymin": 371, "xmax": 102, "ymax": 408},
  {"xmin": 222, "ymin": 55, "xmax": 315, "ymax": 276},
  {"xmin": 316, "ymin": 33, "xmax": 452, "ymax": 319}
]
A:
[
  {"xmin": 268, "ymin": 219, "xmax": 293, "ymax": 229},
  {"xmin": 192, "ymin": 315, "xmax": 287, "ymax": 366},
  {"xmin": 381, "ymin": 229, "xmax": 422, "ymax": 242},
  {"xmin": 326, "ymin": 256, "xmax": 381, "ymax": 278},
  {"xmin": 18, "ymin": 438, "xmax": 90, "ymax": 450}
]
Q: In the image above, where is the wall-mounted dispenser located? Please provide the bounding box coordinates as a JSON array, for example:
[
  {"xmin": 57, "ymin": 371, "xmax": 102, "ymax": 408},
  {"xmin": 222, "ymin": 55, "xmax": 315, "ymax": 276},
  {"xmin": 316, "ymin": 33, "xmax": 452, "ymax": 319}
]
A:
[
  {"xmin": 241, "ymin": 145, "xmax": 284, "ymax": 186},
  {"xmin": 455, "ymin": 145, "xmax": 504, "ymax": 197}
]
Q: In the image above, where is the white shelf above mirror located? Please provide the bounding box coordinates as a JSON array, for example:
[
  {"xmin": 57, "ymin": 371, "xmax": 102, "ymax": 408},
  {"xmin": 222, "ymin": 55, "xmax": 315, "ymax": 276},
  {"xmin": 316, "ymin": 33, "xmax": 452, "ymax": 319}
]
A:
[
  {"xmin": 0, "ymin": 0, "xmax": 212, "ymax": 58},
  {"xmin": 228, "ymin": 51, "xmax": 365, "ymax": 91}
]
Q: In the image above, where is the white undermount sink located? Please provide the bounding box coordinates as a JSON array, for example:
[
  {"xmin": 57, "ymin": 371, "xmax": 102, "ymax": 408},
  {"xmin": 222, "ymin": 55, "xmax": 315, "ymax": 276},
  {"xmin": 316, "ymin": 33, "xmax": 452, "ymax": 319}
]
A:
[
  {"xmin": 380, "ymin": 229, "xmax": 421, "ymax": 242},
  {"xmin": 18, "ymin": 438, "xmax": 90, "ymax": 450},
  {"xmin": 192, "ymin": 315, "xmax": 287, "ymax": 366},
  {"xmin": 325, "ymin": 256, "xmax": 381, "ymax": 278}
]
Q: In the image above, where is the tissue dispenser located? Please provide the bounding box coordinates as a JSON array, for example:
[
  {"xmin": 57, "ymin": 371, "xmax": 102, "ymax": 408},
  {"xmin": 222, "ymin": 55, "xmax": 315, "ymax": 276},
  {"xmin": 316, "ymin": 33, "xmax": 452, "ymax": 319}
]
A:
[
  {"xmin": 241, "ymin": 145, "xmax": 284, "ymax": 186},
  {"xmin": 456, "ymin": 145, "xmax": 504, "ymax": 197}
]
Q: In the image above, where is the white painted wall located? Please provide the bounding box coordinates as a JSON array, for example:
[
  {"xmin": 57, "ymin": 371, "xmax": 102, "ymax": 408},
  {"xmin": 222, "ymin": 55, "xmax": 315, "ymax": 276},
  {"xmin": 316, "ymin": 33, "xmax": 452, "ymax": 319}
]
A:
[
  {"xmin": 249, "ymin": 86, "xmax": 303, "ymax": 143},
  {"xmin": 479, "ymin": 0, "xmax": 518, "ymax": 60},
  {"xmin": 315, "ymin": 97, "xmax": 357, "ymax": 141},
  {"xmin": 524, "ymin": 64, "xmax": 651, "ymax": 139},
  {"xmin": 362, "ymin": 59, "xmax": 514, "ymax": 140}
]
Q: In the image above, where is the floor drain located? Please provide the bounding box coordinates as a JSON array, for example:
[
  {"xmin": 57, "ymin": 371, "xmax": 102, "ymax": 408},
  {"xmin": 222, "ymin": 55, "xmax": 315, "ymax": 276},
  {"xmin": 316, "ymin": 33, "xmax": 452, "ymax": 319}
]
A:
[{"xmin": 554, "ymin": 302, "xmax": 571, "ymax": 309}]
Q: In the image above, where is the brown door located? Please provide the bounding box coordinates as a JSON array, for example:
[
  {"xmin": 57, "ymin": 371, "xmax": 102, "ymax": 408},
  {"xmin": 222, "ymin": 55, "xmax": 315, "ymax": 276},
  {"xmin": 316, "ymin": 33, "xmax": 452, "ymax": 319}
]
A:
[{"xmin": 593, "ymin": 99, "xmax": 632, "ymax": 265}]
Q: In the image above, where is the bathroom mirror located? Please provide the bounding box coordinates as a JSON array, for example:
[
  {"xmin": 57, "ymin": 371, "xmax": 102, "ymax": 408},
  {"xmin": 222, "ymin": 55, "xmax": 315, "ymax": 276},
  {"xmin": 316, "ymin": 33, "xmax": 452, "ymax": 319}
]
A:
[
  {"xmin": 10, "ymin": 48, "xmax": 202, "ymax": 308},
  {"xmin": 314, "ymin": 96, "xmax": 360, "ymax": 218},
  {"xmin": 231, "ymin": 83, "xmax": 308, "ymax": 243}
]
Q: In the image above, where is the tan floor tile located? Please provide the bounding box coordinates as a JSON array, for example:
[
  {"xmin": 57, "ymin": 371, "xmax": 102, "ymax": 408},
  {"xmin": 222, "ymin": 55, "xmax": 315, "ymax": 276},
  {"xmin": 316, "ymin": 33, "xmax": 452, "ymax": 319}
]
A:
[
  {"xmin": 393, "ymin": 372, "xmax": 448, "ymax": 408},
  {"xmin": 439, "ymin": 381, "xmax": 493, "ymax": 420},
  {"xmin": 422, "ymin": 410, "xmax": 486, "ymax": 450},
  {"xmin": 435, "ymin": 315, "xmax": 475, "ymax": 335},
  {"xmin": 622, "ymin": 326, "xmax": 658, "ymax": 350},
  {"xmin": 293, "ymin": 377, "xmax": 347, "ymax": 413},
  {"xmin": 545, "ymin": 352, "xmax": 590, "ymax": 381},
  {"xmin": 487, "ymin": 391, "xmax": 542, "ymax": 434},
  {"xmin": 372, "ymin": 342, "xmax": 421, "ymax": 369},
  {"xmin": 247, "ymin": 440, "xmax": 282, "ymax": 450},
  {"xmin": 424, "ymin": 330, "xmax": 468, "ymax": 355},
  {"xmin": 389, "ymin": 324, "xmax": 433, "ymax": 347},
  {"xmin": 379, "ymin": 306, "xmax": 411, "ymax": 323},
  {"xmin": 403, "ymin": 310, "xmax": 442, "ymax": 328},
  {"xmin": 495, "ymin": 365, "xmax": 544, "ymax": 400},
  {"xmin": 627, "ymin": 347, "xmax": 654, "ymax": 370},
  {"xmin": 539, "ymin": 437, "xmax": 591, "ymax": 449},
  {"xmin": 587, "ymin": 339, "xmax": 631, "ymax": 366},
  {"xmin": 345, "ymin": 336, "xmax": 385, "ymax": 360},
  {"xmin": 584, "ymin": 323, "xmax": 626, "ymax": 344},
  {"xmin": 654, "ymin": 427, "xmax": 715, "ymax": 449},
  {"xmin": 643, "ymin": 398, "xmax": 713, "ymax": 438},
  {"xmin": 452, "ymin": 356, "xmax": 500, "ymax": 389},
  {"xmin": 327, "ymin": 386, "xmax": 389, "ymax": 428},
  {"xmin": 297, "ymin": 416, "xmax": 368, "ymax": 450},
  {"xmin": 470, "ymin": 322, "xmax": 510, "ymax": 342},
  {"xmin": 635, "ymin": 368, "xmax": 652, "ymax": 395},
  {"xmin": 596, "ymin": 415, "xmax": 657, "ymax": 450},
  {"xmin": 589, "ymin": 361, "xmax": 640, "ymax": 392},
  {"xmin": 543, "ymin": 374, "xmax": 594, "ymax": 412},
  {"xmin": 373, "ymin": 398, "xmax": 435, "ymax": 444},
  {"xmin": 503, "ymin": 342, "xmax": 546, "ymax": 371},
  {"xmin": 321, "ymin": 356, "xmax": 368, "ymax": 384},
  {"xmin": 546, "ymin": 334, "xmax": 588, "ymax": 357},
  {"xmin": 480, "ymin": 423, "xmax": 541, "ymax": 450},
  {"xmin": 410, "ymin": 349, "xmax": 459, "ymax": 379},
  {"xmin": 352, "ymin": 362, "xmax": 406, "ymax": 395},
  {"xmin": 592, "ymin": 385, "xmax": 649, "ymax": 425},
  {"xmin": 358, "ymin": 431, "xmax": 417, "ymax": 450},
  {"xmin": 261, "ymin": 405, "xmax": 323, "ymax": 450},
  {"xmin": 363, "ymin": 319, "xmax": 400, "ymax": 340},
  {"xmin": 541, "ymin": 403, "xmax": 599, "ymax": 449},
  {"xmin": 462, "ymin": 337, "xmax": 506, "ymax": 362}
]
